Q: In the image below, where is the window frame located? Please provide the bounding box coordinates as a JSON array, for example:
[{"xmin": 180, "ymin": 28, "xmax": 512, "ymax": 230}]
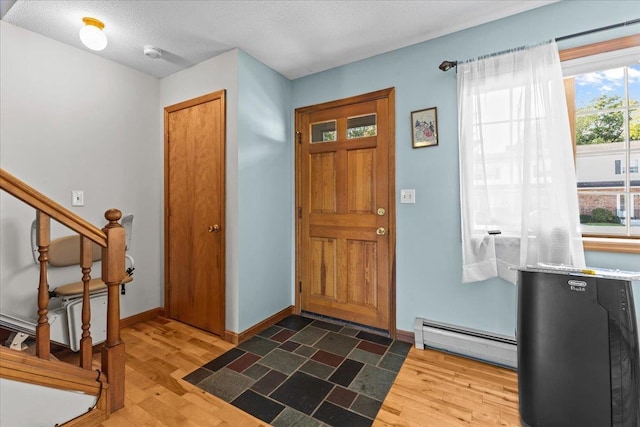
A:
[{"xmin": 561, "ymin": 34, "xmax": 640, "ymax": 253}]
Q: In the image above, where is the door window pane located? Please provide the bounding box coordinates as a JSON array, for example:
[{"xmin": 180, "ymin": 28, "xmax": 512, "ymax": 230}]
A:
[
  {"xmin": 347, "ymin": 114, "xmax": 376, "ymax": 139},
  {"xmin": 311, "ymin": 121, "xmax": 337, "ymax": 143}
]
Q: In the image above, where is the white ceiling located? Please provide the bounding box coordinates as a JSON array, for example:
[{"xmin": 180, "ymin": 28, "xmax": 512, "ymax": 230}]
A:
[{"xmin": 1, "ymin": 0, "xmax": 558, "ymax": 80}]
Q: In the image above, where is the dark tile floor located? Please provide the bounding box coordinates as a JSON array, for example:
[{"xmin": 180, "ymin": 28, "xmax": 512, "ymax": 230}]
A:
[{"xmin": 183, "ymin": 315, "xmax": 412, "ymax": 427}]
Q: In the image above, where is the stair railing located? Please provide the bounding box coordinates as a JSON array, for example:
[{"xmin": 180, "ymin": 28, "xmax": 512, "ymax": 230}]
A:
[{"xmin": 0, "ymin": 168, "xmax": 125, "ymax": 412}]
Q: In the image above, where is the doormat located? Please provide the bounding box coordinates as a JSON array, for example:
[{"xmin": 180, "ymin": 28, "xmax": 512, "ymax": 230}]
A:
[{"xmin": 183, "ymin": 315, "xmax": 411, "ymax": 427}]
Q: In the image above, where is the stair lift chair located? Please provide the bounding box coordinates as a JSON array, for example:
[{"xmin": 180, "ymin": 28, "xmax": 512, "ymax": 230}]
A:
[{"xmin": 1, "ymin": 215, "xmax": 134, "ymax": 352}]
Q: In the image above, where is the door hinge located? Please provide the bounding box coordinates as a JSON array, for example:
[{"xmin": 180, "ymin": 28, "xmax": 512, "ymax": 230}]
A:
[
  {"xmin": 296, "ymin": 131, "xmax": 302, "ymax": 144},
  {"xmin": 298, "ymin": 207, "xmax": 302, "ymax": 219},
  {"xmin": 299, "ymin": 281, "xmax": 302, "ymax": 293}
]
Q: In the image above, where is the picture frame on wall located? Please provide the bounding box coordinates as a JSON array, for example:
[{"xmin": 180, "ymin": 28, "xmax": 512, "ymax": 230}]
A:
[{"xmin": 411, "ymin": 107, "xmax": 438, "ymax": 148}]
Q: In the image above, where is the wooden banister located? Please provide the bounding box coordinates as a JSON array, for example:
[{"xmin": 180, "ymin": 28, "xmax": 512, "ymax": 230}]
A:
[
  {"xmin": 0, "ymin": 169, "xmax": 106, "ymax": 246},
  {"xmin": 0, "ymin": 168, "xmax": 127, "ymax": 414},
  {"xmin": 0, "ymin": 346, "xmax": 111, "ymax": 424},
  {"xmin": 0, "ymin": 346, "xmax": 107, "ymax": 395},
  {"xmin": 36, "ymin": 211, "xmax": 51, "ymax": 360},
  {"xmin": 80, "ymin": 235, "xmax": 94, "ymax": 370}
]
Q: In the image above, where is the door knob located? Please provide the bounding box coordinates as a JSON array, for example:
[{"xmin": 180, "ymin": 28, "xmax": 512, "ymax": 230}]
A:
[
  {"xmin": 376, "ymin": 227, "xmax": 386, "ymax": 236},
  {"xmin": 208, "ymin": 225, "xmax": 220, "ymax": 233},
  {"xmin": 377, "ymin": 208, "xmax": 386, "ymax": 216}
]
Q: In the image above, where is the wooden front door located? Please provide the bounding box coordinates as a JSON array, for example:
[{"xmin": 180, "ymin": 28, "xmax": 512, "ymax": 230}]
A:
[
  {"xmin": 296, "ymin": 88, "xmax": 395, "ymax": 332},
  {"xmin": 165, "ymin": 90, "xmax": 226, "ymax": 336}
]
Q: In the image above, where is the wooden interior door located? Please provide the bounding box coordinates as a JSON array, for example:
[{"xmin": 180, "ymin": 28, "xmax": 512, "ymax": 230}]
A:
[
  {"xmin": 296, "ymin": 88, "xmax": 395, "ymax": 332},
  {"xmin": 165, "ymin": 90, "xmax": 225, "ymax": 336}
]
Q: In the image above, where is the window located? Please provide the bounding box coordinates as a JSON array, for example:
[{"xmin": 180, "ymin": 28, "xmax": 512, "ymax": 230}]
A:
[
  {"xmin": 615, "ymin": 159, "xmax": 623, "ymax": 174},
  {"xmin": 458, "ymin": 41, "xmax": 587, "ymax": 283},
  {"xmin": 346, "ymin": 114, "xmax": 377, "ymax": 139},
  {"xmin": 562, "ymin": 36, "xmax": 640, "ymax": 246},
  {"xmin": 310, "ymin": 120, "xmax": 336, "ymax": 143},
  {"xmin": 310, "ymin": 115, "xmax": 377, "ymax": 142}
]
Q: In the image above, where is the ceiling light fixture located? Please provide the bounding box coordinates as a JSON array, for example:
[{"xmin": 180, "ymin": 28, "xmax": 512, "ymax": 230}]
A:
[{"xmin": 79, "ymin": 17, "xmax": 107, "ymax": 51}]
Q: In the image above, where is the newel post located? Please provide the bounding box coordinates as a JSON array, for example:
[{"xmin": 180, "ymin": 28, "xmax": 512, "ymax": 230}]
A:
[{"xmin": 101, "ymin": 209, "xmax": 126, "ymax": 412}]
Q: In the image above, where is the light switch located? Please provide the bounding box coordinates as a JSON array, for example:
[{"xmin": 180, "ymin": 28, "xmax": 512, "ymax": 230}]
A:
[
  {"xmin": 400, "ymin": 189, "xmax": 415, "ymax": 204},
  {"xmin": 71, "ymin": 190, "xmax": 84, "ymax": 207}
]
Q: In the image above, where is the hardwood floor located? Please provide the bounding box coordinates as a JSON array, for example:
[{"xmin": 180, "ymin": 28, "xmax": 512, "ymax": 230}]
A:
[{"xmin": 96, "ymin": 317, "xmax": 519, "ymax": 426}]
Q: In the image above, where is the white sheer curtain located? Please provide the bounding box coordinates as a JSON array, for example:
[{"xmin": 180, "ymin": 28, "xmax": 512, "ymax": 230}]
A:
[{"xmin": 458, "ymin": 41, "xmax": 585, "ymax": 284}]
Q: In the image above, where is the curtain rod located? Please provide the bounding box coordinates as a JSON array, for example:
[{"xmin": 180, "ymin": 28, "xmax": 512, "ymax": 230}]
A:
[{"xmin": 438, "ymin": 18, "xmax": 640, "ymax": 72}]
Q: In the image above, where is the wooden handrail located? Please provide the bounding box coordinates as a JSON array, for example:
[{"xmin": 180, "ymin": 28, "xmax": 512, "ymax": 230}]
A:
[
  {"xmin": 0, "ymin": 346, "xmax": 110, "ymax": 422},
  {"xmin": 0, "ymin": 167, "xmax": 126, "ymax": 414},
  {"xmin": 0, "ymin": 346, "xmax": 107, "ymax": 395},
  {"xmin": 0, "ymin": 169, "xmax": 107, "ymax": 246}
]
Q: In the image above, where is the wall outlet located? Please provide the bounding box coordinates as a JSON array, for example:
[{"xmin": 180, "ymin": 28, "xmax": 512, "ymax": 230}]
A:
[
  {"xmin": 400, "ymin": 189, "xmax": 415, "ymax": 204},
  {"xmin": 71, "ymin": 190, "xmax": 84, "ymax": 207}
]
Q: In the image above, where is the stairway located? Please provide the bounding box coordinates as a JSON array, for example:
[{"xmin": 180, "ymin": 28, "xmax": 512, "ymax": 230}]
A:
[{"xmin": 0, "ymin": 168, "xmax": 128, "ymax": 425}]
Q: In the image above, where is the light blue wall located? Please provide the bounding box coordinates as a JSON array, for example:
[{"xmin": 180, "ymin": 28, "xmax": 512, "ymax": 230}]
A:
[
  {"xmin": 237, "ymin": 50, "xmax": 293, "ymax": 332},
  {"xmin": 292, "ymin": 1, "xmax": 640, "ymax": 336}
]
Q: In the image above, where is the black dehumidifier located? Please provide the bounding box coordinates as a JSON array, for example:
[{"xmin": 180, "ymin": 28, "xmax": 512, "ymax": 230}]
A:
[{"xmin": 517, "ymin": 266, "xmax": 639, "ymax": 427}]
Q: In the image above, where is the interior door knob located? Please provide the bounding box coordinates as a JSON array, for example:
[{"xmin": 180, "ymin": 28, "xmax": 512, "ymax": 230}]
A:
[
  {"xmin": 376, "ymin": 227, "xmax": 386, "ymax": 236},
  {"xmin": 208, "ymin": 225, "xmax": 220, "ymax": 233}
]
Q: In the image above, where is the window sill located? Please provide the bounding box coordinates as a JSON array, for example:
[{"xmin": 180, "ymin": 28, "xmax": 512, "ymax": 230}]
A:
[{"xmin": 583, "ymin": 237, "xmax": 640, "ymax": 254}]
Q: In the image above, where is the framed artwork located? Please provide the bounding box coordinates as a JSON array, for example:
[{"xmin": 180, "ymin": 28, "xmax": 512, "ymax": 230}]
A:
[{"xmin": 411, "ymin": 107, "xmax": 438, "ymax": 148}]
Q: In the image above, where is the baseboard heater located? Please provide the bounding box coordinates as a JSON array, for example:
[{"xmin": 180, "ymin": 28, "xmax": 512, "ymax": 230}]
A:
[{"xmin": 414, "ymin": 317, "xmax": 517, "ymax": 369}]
